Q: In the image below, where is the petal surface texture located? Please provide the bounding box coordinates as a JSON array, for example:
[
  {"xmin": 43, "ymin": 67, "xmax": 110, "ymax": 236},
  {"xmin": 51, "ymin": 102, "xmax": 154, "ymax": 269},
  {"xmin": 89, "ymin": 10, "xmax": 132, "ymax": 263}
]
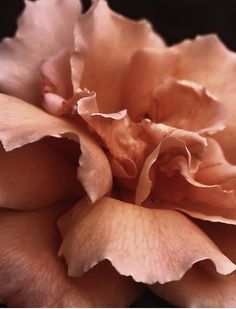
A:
[
  {"xmin": 0, "ymin": 206, "xmax": 140, "ymax": 307},
  {"xmin": 0, "ymin": 0, "xmax": 81, "ymax": 104},
  {"xmin": 151, "ymin": 221, "xmax": 236, "ymax": 307},
  {"xmin": 58, "ymin": 197, "xmax": 236, "ymax": 285},
  {"xmin": 0, "ymin": 93, "xmax": 112, "ymax": 202}
]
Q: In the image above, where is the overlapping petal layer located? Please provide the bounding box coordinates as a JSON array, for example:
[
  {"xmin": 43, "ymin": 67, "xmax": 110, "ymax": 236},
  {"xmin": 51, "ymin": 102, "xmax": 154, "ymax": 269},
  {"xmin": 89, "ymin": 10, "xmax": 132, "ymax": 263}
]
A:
[
  {"xmin": 0, "ymin": 0, "xmax": 81, "ymax": 104},
  {"xmin": 0, "ymin": 205, "xmax": 141, "ymax": 307},
  {"xmin": 0, "ymin": 93, "xmax": 112, "ymax": 203},
  {"xmin": 58, "ymin": 197, "xmax": 236, "ymax": 285},
  {"xmin": 0, "ymin": 140, "xmax": 81, "ymax": 210},
  {"xmin": 74, "ymin": 0, "xmax": 165, "ymax": 113},
  {"xmin": 151, "ymin": 221, "xmax": 236, "ymax": 307}
]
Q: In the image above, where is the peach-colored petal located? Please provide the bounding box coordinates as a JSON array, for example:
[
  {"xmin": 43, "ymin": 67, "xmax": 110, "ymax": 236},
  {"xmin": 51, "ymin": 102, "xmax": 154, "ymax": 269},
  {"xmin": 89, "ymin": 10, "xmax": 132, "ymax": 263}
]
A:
[
  {"xmin": 0, "ymin": 139, "xmax": 81, "ymax": 210},
  {"xmin": 58, "ymin": 197, "xmax": 236, "ymax": 285},
  {"xmin": 174, "ymin": 35, "xmax": 236, "ymax": 163},
  {"xmin": 74, "ymin": 0, "xmax": 165, "ymax": 113},
  {"xmin": 151, "ymin": 77, "xmax": 228, "ymax": 134},
  {"xmin": 0, "ymin": 0, "xmax": 81, "ymax": 104},
  {"xmin": 0, "ymin": 93, "xmax": 112, "ymax": 202},
  {"xmin": 151, "ymin": 221, "xmax": 236, "ymax": 307},
  {"xmin": 151, "ymin": 262, "xmax": 236, "ymax": 308},
  {"xmin": 136, "ymin": 120, "xmax": 206, "ymax": 204},
  {"xmin": 77, "ymin": 93, "xmax": 151, "ymax": 178},
  {"xmin": 0, "ymin": 205, "xmax": 141, "ymax": 307},
  {"xmin": 122, "ymin": 48, "xmax": 180, "ymax": 120}
]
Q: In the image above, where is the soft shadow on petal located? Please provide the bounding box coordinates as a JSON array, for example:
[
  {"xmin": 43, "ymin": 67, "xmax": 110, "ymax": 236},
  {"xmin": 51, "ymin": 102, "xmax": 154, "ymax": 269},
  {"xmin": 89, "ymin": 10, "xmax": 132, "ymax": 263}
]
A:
[
  {"xmin": 0, "ymin": 139, "xmax": 81, "ymax": 210},
  {"xmin": 0, "ymin": 0, "xmax": 81, "ymax": 104},
  {"xmin": 0, "ymin": 205, "xmax": 141, "ymax": 307},
  {"xmin": 174, "ymin": 35, "xmax": 236, "ymax": 164},
  {"xmin": 151, "ymin": 221, "xmax": 236, "ymax": 307},
  {"xmin": 74, "ymin": 0, "xmax": 165, "ymax": 113},
  {"xmin": 0, "ymin": 93, "xmax": 112, "ymax": 202},
  {"xmin": 151, "ymin": 77, "xmax": 228, "ymax": 135},
  {"xmin": 122, "ymin": 48, "xmax": 179, "ymax": 120},
  {"xmin": 58, "ymin": 197, "xmax": 236, "ymax": 285}
]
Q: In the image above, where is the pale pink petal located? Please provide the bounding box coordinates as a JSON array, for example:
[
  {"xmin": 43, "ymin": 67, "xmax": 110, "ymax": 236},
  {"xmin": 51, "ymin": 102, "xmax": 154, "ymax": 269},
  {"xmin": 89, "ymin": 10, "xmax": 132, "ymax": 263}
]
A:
[
  {"xmin": 151, "ymin": 221, "xmax": 236, "ymax": 307},
  {"xmin": 174, "ymin": 35, "xmax": 236, "ymax": 163},
  {"xmin": 0, "ymin": 139, "xmax": 81, "ymax": 210},
  {"xmin": 0, "ymin": 205, "xmax": 141, "ymax": 307},
  {"xmin": 74, "ymin": 0, "xmax": 165, "ymax": 113},
  {"xmin": 0, "ymin": 0, "xmax": 81, "ymax": 104},
  {"xmin": 151, "ymin": 77, "xmax": 228, "ymax": 134},
  {"xmin": 0, "ymin": 93, "xmax": 112, "ymax": 202},
  {"xmin": 58, "ymin": 197, "xmax": 235, "ymax": 285}
]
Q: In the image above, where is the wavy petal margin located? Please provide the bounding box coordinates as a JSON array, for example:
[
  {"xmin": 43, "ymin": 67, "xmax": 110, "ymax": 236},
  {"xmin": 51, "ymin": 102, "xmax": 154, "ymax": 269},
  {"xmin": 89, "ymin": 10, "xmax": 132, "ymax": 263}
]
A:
[{"xmin": 58, "ymin": 197, "xmax": 236, "ymax": 285}]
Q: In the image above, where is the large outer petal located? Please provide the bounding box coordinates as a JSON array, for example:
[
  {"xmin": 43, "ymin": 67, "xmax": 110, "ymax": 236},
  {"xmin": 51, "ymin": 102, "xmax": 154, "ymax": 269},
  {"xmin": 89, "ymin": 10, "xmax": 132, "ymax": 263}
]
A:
[
  {"xmin": 0, "ymin": 93, "xmax": 112, "ymax": 202},
  {"xmin": 151, "ymin": 221, "xmax": 236, "ymax": 307},
  {"xmin": 58, "ymin": 197, "xmax": 235, "ymax": 285},
  {"xmin": 0, "ymin": 205, "xmax": 141, "ymax": 307},
  {"xmin": 74, "ymin": 0, "xmax": 165, "ymax": 113},
  {"xmin": 174, "ymin": 35, "xmax": 236, "ymax": 164},
  {"xmin": 0, "ymin": 0, "xmax": 81, "ymax": 104}
]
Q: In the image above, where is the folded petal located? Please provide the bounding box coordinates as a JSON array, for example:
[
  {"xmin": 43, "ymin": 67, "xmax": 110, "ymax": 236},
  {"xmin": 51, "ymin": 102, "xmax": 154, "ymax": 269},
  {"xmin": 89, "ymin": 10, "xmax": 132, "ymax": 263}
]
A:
[
  {"xmin": 77, "ymin": 93, "xmax": 151, "ymax": 178},
  {"xmin": 151, "ymin": 221, "xmax": 236, "ymax": 307},
  {"xmin": 74, "ymin": 0, "xmax": 165, "ymax": 113},
  {"xmin": 0, "ymin": 205, "xmax": 140, "ymax": 307},
  {"xmin": 151, "ymin": 77, "xmax": 227, "ymax": 135},
  {"xmin": 0, "ymin": 0, "xmax": 81, "ymax": 104},
  {"xmin": 0, "ymin": 139, "xmax": 81, "ymax": 210},
  {"xmin": 0, "ymin": 93, "xmax": 112, "ymax": 202},
  {"xmin": 136, "ymin": 120, "xmax": 206, "ymax": 204},
  {"xmin": 58, "ymin": 197, "xmax": 235, "ymax": 285},
  {"xmin": 174, "ymin": 35, "xmax": 236, "ymax": 163}
]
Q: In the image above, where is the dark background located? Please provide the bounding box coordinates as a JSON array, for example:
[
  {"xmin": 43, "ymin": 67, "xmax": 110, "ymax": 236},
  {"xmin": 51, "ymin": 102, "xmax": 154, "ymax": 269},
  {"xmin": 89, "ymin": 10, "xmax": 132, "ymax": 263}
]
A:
[{"xmin": 0, "ymin": 0, "xmax": 236, "ymax": 307}]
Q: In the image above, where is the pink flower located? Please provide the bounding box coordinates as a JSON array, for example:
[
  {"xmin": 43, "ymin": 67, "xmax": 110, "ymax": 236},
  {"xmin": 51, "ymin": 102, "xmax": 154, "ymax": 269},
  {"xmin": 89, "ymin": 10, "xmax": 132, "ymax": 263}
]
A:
[{"xmin": 0, "ymin": 0, "xmax": 236, "ymax": 307}]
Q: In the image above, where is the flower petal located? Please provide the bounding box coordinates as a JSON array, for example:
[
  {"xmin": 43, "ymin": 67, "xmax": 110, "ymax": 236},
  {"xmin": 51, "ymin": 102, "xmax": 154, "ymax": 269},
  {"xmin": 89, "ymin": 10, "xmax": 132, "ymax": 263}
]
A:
[
  {"xmin": 135, "ymin": 120, "xmax": 206, "ymax": 205},
  {"xmin": 58, "ymin": 197, "xmax": 235, "ymax": 285},
  {"xmin": 174, "ymin": 35, "xmax": 236, "ymax": 163},
  {"xmin": 0, "ymin": 205, "xmax": 140, "ymax": 307},
  {"xmin": 151, "ymin": 77, "xmax": 227, "ymax": 135},
  {"xmin": 160, "ymin": 139, "xmax": 236, "ymax": 224},
  {"xmin": 0, "ymin": 139, "xmax": 81, "ymax": 210},
  {"xmin": 0, "ymin": 93, "xmax": 112, "ymax": 202},
  {"xmin": 0, "ymin": 0, "xmax": 81, "ymax": 104},
  {"xmin": 151, "ymin": 221, "xmax": 236, "ymax": 307},
  {"xmin": 74, "ymin": 0, "xmax": 165, "ymax": 113},
  {"xmin": 122, "ymin": 48, "xmax": 179, "ymax": 120}
]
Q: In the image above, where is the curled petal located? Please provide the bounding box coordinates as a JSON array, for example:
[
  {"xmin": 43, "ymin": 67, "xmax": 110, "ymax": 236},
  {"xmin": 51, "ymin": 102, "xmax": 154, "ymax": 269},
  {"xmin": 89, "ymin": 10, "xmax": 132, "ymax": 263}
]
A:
[
  {"xmin": 151, "ymin": 77, "xmax": 228, "ymax": 135},
  {"xmin": 136, "ymin": 121, "xmax": 206, "ymax": 204},
  {"xmin": 0, "ymin": 140, "xmax": 81, "ymax": 210},
  {"xmin": 0, "ymin": 0, "xmax": 81, "ymax": 104},
  {"xmin": 74, "ymin": 0, "xmax": 165, "ymax": 112},
  {"xmin": 151, "ymin": 221, "xmax": 236, "ymax": 307},
  {"xmin": 77, "ymin": 93, "xmax": 151, "ymax": 177},
  {"xmin": 0, "ymin": 93, "xmax": 112, "ymax": 202},
  {"xmin": 58, "ymin": 197, "xmax": 235, "ymax": 285},
  {"xmin": 174, "ymin": 35, "xmax": 236, "ymax": 163},
  {"xmin": 0, "ymin": 205, "xmax": 140, "ymax": 307}
]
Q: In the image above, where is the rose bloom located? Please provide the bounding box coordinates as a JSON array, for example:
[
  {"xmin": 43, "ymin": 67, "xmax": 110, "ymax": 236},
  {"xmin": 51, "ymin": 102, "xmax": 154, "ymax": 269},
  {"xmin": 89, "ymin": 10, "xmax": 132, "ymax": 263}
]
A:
[{"xmin": 1, "ymin": 0, "xmax": 236, "ymax": 307}]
